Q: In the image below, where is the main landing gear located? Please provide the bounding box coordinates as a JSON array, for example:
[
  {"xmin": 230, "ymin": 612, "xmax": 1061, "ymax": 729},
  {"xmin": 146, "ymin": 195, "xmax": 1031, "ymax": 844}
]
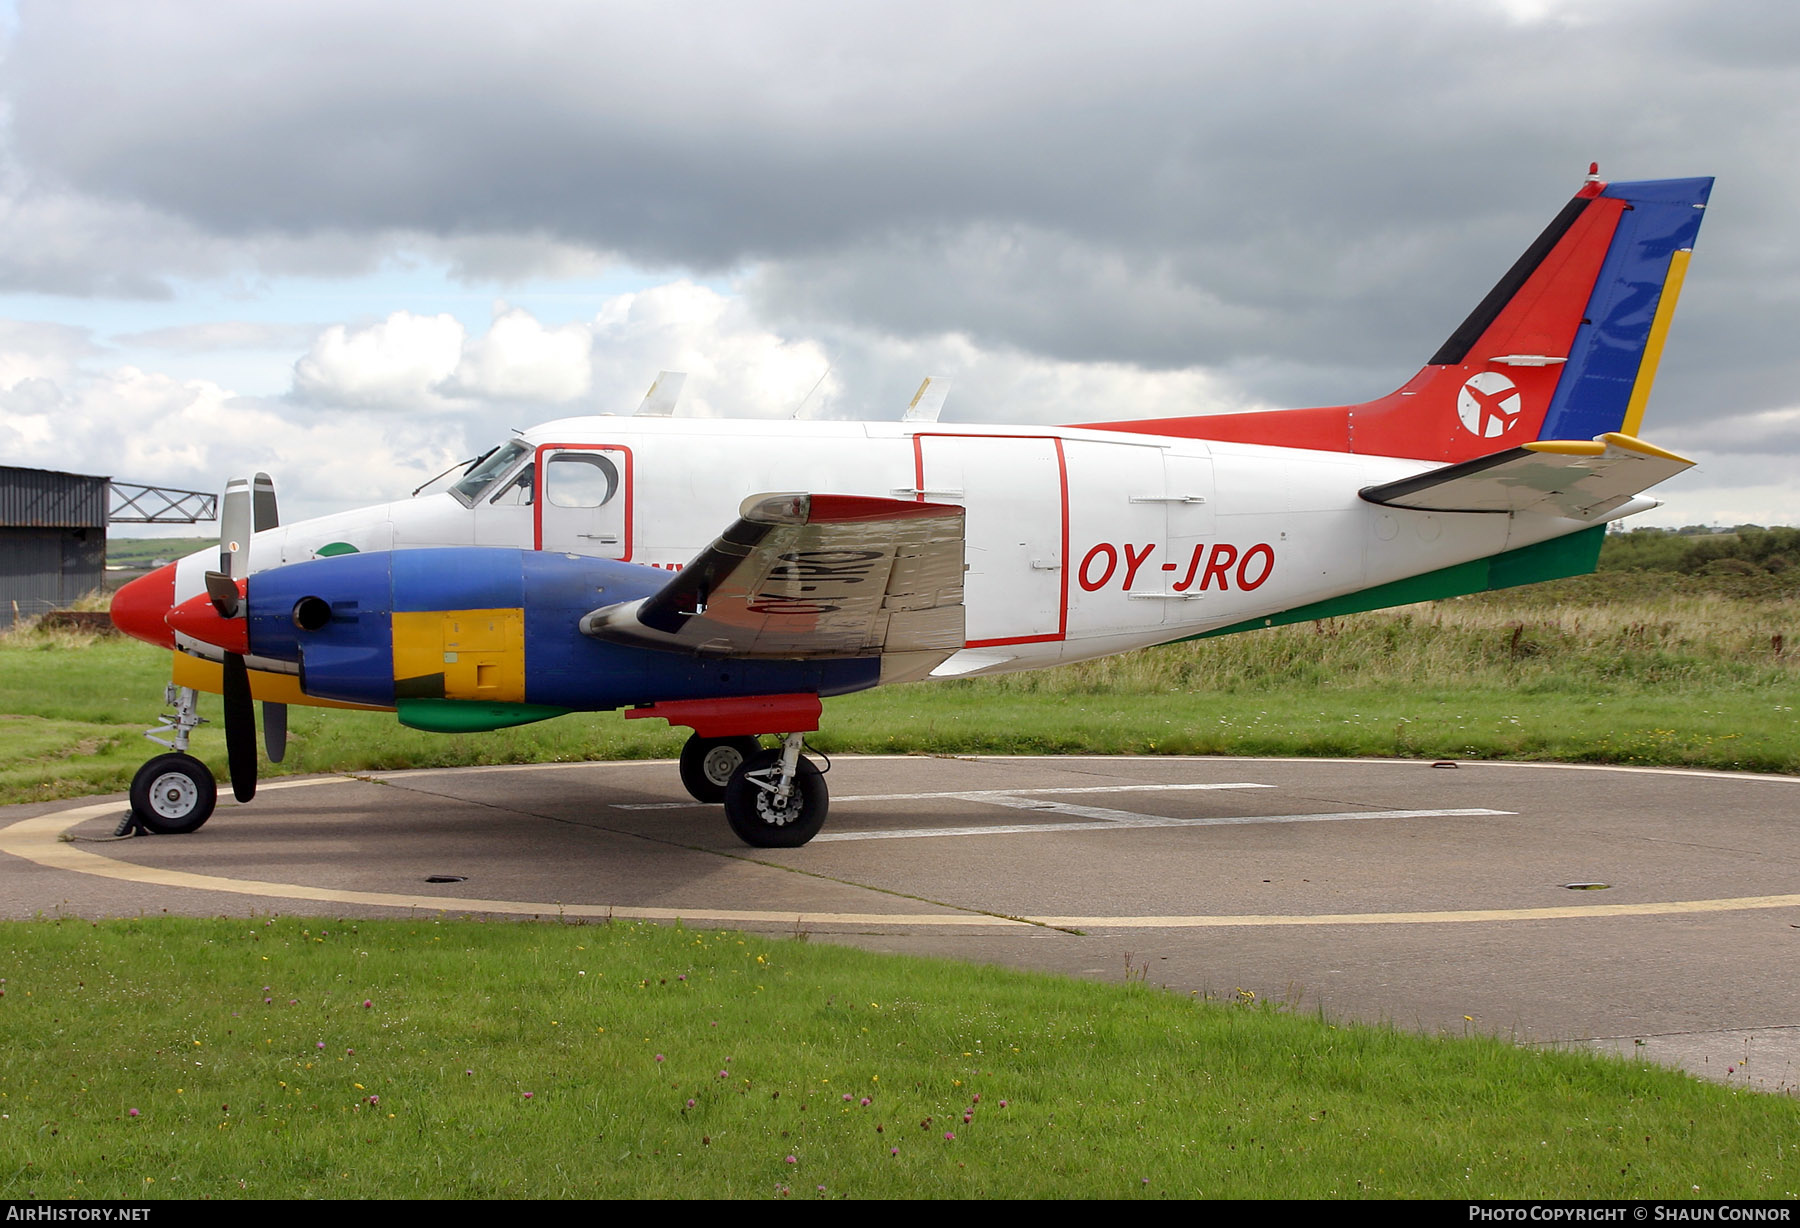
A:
[
  {"xmin": 128, "ymin": 684, "xmax": 219, "ymax": 834},
  {"xmin": 723, "ymin": 733, "xmax": 828, "ymax": 848},
  {"xmin": 677, "ymin": 730, "xmax": 830, "ymax": 848},
  {"xmin": 678, "ymin": 734, "xmax": 762, "ymax": 805}
]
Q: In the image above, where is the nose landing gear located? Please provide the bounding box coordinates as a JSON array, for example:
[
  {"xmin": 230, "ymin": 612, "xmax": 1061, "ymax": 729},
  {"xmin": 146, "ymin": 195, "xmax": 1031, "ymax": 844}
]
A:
[
  {"xmin": 129, "ymin": 751, "xmax": 218, "ymax": 835},
  {"xmin": 127, "ymin": 685, "xmax": 218, "ymax": 834}
]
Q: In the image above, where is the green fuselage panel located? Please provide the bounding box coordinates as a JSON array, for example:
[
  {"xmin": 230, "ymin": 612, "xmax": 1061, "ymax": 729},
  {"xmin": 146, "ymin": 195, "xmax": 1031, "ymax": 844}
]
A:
[{"xmin": 1189, "ymin": 526, "xmax": 1605, "ymax": 641}]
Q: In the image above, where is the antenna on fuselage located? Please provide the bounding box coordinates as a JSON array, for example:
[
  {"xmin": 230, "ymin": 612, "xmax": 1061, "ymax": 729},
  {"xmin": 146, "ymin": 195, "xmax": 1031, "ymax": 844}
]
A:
[
  {"xmin": 634, "ymin": 371, "xmax": 687, "ymax": 416},
  {"xmin": 901, "ymin": 376, "xmax": 951, "ymax": 423},
  {"xmin": 791, "ymin": 363, "xmax": 832, "ymax": 419}
]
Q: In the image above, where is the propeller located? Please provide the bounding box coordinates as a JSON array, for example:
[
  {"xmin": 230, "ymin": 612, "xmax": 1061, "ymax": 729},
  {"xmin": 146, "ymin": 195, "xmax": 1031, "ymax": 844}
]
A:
[{"xmin": 203, "ymin": 473, "xmax": 281, "ymax": 802}]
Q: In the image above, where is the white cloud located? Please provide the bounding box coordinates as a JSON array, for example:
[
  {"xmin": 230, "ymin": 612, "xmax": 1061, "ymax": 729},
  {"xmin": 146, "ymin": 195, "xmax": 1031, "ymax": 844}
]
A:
[
  {"xmin": 449, "ymin": 305, "xmax": 592, "ymax": 403},
  {"xmin": 291, "ymin": 311, "xmax": 465, "ymax": 408},
  {"xmin": 0, "ymin": 320, "xmax": 93, "ymax": 389},
  {"xmin": 113, "ymin": 321, "xmax": 325, "ymax": 352},
  {"xmin": 0, "ymin": 359, "xmax": 471, "ymax": 520},
  {"xmin": 588, "ymin": 281, "xmax": 832, "ymax": 419}
]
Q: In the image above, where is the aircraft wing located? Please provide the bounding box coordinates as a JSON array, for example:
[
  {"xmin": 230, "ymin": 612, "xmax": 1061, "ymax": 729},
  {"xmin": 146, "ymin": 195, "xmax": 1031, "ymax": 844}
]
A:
[
  {"xmin": 579, "ymin": 493, "xmax": 965, "ymax": 682},
  {"xmin": 1359, "ymin": 433, "xmax": 1694, "ymax": 519}
]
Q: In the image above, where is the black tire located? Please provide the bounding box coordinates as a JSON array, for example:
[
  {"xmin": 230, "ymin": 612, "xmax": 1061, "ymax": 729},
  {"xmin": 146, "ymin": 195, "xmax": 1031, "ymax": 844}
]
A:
[
  {"xmin": 723, "ymin": 749, "xmax": 828, "ymax": 848},
  {"xmin": 129, "ymin": 753, "xmax": 218, "ymax": 835},
  {"xmin": 678, "ymin": 735, "xmax": 762, "ymax": 805}
]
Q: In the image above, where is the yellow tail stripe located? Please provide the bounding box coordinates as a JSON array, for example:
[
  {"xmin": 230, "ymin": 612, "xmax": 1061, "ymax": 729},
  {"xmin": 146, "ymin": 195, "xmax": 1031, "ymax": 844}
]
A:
[{"xmin": 1620, "ymin": 248, "xmax": 1691, "ymax": 437}]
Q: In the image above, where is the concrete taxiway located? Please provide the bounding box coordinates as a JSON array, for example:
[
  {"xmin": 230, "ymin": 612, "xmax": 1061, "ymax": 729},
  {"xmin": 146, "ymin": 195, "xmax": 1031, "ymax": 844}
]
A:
[{"xmin": 3, "ymin": 754, "xmax": 1796, "ymax": 1091}]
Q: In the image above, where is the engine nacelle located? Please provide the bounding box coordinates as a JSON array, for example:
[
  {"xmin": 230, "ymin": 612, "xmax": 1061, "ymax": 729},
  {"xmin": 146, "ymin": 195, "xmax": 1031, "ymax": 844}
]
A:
[{"xmin": 241, "ymin": 548, "xmax": 880, "ymax": 729}]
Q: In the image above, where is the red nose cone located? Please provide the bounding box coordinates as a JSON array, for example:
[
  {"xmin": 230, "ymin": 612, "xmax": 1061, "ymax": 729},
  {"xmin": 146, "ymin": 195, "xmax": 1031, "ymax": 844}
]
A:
[
  {"xmin": 110, "ymin": 563, "xmax": 178, "ymax": 649},
  {"xmin": 166, "ymin": 592, "xmax": 250, "ymax": 656}
]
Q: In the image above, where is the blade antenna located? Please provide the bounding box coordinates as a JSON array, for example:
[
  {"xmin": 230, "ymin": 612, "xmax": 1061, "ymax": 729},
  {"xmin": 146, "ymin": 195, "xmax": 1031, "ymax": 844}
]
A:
[{"xmin": 791, "ymin": 363, "xmax": 832, "ymax": 420}]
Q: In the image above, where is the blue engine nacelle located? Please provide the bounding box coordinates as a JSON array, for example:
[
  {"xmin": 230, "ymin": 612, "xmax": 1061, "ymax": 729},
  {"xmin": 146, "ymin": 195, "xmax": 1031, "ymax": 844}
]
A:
[{"xmin": 242, "ymin": 548, "xmax": 881, "ymax": 729}]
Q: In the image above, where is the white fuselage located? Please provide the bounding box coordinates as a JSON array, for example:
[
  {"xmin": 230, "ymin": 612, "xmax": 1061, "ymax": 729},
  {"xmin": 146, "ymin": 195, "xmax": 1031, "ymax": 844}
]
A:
[{"xmin": 172, "ymin": 417, "xmax": 1603, "ymax": 679}]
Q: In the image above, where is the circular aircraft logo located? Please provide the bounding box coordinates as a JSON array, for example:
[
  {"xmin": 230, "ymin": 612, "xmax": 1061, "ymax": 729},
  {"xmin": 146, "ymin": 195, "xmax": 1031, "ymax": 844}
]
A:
[{"xmin": 1457, "ymin": 371, "xmax": 1523, "ymax": 438}]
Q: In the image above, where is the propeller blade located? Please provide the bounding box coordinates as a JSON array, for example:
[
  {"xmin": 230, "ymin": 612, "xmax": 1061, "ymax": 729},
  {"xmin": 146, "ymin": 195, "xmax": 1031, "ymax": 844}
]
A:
[
  {"xmin": 262, "ymin": 701, "xmax": 288, "ymax": 764},
  {"xmin": 203, "ymin": 570, "xmax": 241, "ymax": 619},
  {"xmin": 251, "ymin": 472, "xmax": 279, "ymax": 532},
  {"xmin": 221, "ymin": 652, "xmax": 258, "ymax": 803},
  {"xmin": 252, "ymin": 468, "xmax": 279, "ymax": 529},
  {"xmin": 220, "ymin": 477, "xmax": 252, "ymax": 581}
]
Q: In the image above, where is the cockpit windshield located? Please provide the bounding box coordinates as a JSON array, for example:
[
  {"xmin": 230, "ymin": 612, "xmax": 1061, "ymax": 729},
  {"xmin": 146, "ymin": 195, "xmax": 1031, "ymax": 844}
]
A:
[{"xmin": 450, "ymin": 440, "xmax": 531, "ymax": 506}]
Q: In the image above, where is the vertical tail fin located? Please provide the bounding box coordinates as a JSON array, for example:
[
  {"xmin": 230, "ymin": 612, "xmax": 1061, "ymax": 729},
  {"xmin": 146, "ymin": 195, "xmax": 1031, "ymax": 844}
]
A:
[{"xmin": 1078, "ymin": 172, "xmax": 1713, "ymax": 461}]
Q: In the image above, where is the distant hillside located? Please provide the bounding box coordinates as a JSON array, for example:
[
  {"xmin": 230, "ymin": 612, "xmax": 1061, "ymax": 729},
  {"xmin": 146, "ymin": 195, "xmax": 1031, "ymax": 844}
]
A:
[
  {"xmin": 1601, "ymin": 525, "xmax": 1800, "ymax": 576},
  {"xmin": 106, "ymin": 537, "xmax": 213, "ymax": 570}
]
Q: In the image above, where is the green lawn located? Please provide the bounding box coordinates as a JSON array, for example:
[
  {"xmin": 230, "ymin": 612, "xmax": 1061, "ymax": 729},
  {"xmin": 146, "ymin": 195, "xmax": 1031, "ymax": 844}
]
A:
[{"xmin": 1, "ymin": 917, "xmax": 1792, "ymax": 1200}]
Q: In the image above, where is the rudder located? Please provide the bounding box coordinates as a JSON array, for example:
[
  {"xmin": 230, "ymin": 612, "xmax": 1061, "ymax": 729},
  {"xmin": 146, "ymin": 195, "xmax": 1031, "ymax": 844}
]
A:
[{"xmin": 1535, "ymin": 176, "xmax": 1711, "ymax": 443}]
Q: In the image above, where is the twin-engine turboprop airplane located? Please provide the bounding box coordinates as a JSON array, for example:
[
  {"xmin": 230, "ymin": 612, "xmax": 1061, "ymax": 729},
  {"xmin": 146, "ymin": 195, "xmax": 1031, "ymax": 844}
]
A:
[{"xmin": 110, "ymin": 169, "xmax": 1712, "ymax": 848}]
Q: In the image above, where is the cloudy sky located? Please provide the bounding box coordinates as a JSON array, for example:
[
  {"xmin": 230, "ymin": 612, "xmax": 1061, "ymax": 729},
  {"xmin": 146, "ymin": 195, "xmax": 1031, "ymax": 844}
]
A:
[{"xmin": 1, "ymin": 0, "xmax": 1795, "ymax": 531}]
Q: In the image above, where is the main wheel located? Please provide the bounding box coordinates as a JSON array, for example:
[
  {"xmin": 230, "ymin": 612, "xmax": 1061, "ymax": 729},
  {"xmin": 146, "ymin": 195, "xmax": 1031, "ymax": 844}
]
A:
[
  {"xmin": 722, "ymin": 749, "xmax": 828, "ymax": 848},
  {"xmin": 678, "ymin": 734, "xmax": 763, "ymax": 804},
  {"xmin": 129, "ymin": 753, "xmax": 218, "ymax": 834}
]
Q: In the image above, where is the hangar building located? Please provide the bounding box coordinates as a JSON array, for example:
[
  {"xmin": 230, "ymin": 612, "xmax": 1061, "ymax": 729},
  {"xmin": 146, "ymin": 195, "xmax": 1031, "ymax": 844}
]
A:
[{"xmin": 1, "ymin": 465, "xmax": 110, "ymax": 629}]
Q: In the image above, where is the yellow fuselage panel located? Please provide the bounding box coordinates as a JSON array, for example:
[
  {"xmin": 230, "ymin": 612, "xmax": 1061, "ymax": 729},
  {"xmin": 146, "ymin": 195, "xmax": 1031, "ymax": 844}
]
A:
[
  {"xmin": 170, "ymin": 651, "xmax": 391, "ymax": 711},
  {"xmin": 392, "ymin": 608, "xmax": 527, "ymax": 703}
]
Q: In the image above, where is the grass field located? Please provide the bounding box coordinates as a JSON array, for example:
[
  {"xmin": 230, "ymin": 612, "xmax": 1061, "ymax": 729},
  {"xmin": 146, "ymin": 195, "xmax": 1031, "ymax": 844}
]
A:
[{"xmin": 1, "ymin": 916, "xmax": 1794, "ymax": 1200}]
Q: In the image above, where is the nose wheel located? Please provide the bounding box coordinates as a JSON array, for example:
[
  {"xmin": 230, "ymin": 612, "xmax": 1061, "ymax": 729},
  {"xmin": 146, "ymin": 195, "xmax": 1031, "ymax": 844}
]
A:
[
  {"xmin": 128, "ymin": 753, "xmax": 218, "ymax": 835},
  {"xmin": 722, "ymin": 734, "xmax": 828, "ymax": 847}
]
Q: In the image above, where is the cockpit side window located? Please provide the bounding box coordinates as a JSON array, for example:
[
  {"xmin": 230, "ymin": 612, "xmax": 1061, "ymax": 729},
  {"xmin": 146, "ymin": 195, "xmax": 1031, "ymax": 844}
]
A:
[
  {"xmin": 450, "ymin": 440, "xmax": 531, "ymax": 506},
  {"xmin": 545, "ymin": 453, "xmax": 620, "ymax": 509},
  {"xmin": 488, "ymin": 463, "xmax": 535, "ymax": 506}
]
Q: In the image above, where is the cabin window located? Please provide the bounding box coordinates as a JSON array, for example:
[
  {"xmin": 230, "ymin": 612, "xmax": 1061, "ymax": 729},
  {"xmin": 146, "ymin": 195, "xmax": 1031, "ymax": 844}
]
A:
[{"xmin": 545, "ymin": 453, "xmax": 620, "ymax": 509}]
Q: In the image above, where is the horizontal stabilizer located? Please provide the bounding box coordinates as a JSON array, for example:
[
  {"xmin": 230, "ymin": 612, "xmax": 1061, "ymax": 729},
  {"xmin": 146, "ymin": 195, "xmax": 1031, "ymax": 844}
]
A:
[
  {"xmin": 1359, "ymin": 433, "xmax": 1693, "ymax": 519},
  {"xmin": 581, "ymin": 493, "xmax": 965, "ymax": 680}
]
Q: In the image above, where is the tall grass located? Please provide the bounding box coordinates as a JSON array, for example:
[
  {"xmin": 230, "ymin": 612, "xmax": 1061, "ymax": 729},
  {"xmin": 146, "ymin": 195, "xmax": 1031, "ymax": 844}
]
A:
[{"xmin": 999, "ymin": 586, "xmax": 1798, "ymax": 697}]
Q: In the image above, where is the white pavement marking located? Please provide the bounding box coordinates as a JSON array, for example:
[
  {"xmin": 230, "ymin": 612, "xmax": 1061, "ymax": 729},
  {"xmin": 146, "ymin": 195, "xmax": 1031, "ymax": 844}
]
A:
[
  {"xmin": 614, "ymin": 778, "xmax": 1510, "ymax": 841},
  {"xmin": 610, "ymin": 780, "xmax": 1273, "ymax": 811},
  {"xmin": 812, "ymin": 807, "xmax": 1512, "ymax": 842}
]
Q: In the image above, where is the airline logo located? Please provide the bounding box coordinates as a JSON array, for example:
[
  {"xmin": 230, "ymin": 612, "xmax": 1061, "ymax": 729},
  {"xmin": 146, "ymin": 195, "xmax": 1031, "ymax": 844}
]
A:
[{"xmin": 1457, "ymin": 372, "xmax": 1523, "ymax": 438}]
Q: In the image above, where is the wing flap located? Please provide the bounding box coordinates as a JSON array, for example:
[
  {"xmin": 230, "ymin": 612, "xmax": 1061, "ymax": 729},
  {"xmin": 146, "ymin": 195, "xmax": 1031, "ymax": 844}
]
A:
[
  {"xmin": 580, "ymin": 494, "xmax": 965, "ymax": 670},
  {"xmin": 1358, "ymin": 433, "xmax": 1693, "ymax": 518}
]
